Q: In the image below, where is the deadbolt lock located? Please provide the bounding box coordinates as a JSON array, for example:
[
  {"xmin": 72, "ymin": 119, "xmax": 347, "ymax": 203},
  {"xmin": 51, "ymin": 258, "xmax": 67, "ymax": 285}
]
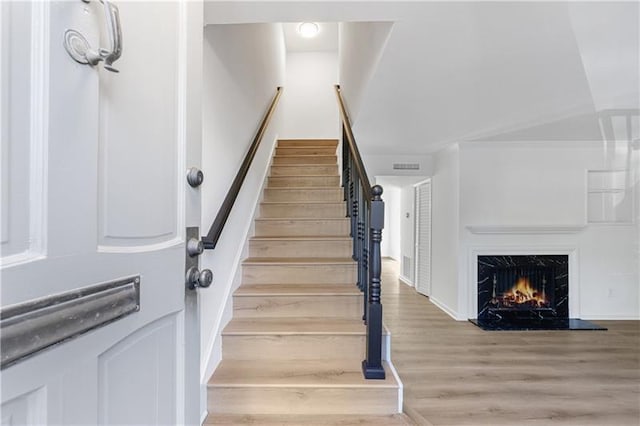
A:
[{"xmin": 186, "ymin": 167, "xmax": 204, "ymax": 188}]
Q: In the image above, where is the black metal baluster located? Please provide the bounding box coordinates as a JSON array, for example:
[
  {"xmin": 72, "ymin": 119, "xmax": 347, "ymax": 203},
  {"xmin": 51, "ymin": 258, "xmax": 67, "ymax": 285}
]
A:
[
  {"xmin": 342, "ymin": 126, "xmax": 349, "ymax": 206},
  {"xmin": 351, "ymin": 174, "xmax": 359, "ymax": 259},
  {"xmin": 357, "ymin": 179, "xmax": 367, "ymax": 292},
  {"xmin": 362, "ymin": 197, "xmax": 370, "ymax": 319},
  {"xmin": 362, "ymin": 184, "xmax": 385, "ymax": 380}
]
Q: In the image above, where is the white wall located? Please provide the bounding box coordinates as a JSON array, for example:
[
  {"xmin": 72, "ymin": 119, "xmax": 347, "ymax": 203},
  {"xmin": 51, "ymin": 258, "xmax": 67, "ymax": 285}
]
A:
[
  {"xmin": 457, "ymin": 141, "xmax": 639, "ymax": 320},
  {"xmin": 200, "ymin": 23, "xmax": 286, "ymax": 387},
  {"xmin": 430, "ymin": 145, "xmax": 461, "ymax": 318},
  {"xmin": 338, "ymin": 21, "xmax": 394, "ymax": 122},
  {"xmin": 280, "ymin": 51, "xmax": 339, "ymax": 139}
]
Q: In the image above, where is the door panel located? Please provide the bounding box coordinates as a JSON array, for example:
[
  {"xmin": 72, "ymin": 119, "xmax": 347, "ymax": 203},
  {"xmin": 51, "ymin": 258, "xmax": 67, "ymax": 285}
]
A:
[
  {"xmin": 98, "ymin": 2, "xmax": 181, "ymax": 248},
  {"xmin": 1, "ymin": 1, "xmax": 202, "ymax": 424},
  {"xmin": 1, "ymin": 388, "xmax": 46, "ymax": 426},
  {"xmin": 0, "ymin": 1, "xmax": 46, "ymax": 263},
  {"xmin": 98, "ymin": 315, "xmax": 178, "ymax": 425}
]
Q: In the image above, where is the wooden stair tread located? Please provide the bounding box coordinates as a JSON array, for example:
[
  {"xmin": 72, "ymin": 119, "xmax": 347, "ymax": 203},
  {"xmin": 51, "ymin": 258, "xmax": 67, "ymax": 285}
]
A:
[
  {"xmin": 274, "ymin": 154, "xmax": 336, "ymax": 158},
  {"xmin": 276, "ymin": 146, "xmax": 338, "ymax": 150},
  {"xmin": 255, "ymin": 217, "xmax": 349, "ymax": 221},
  {"xmin": 223, "ymin": 317, "xmax": 366, "ymax": 335},
  {"xmin": 243, "ymin": 257, "xmax": 355, "ymax": 265},
  {"xmin": 269, "ymin": 174, "xmax": 340, "ymax": 177},
  {"xmin": 278, "ymin": 138, "xmax": 338, "ymax": 142},
  {"xmin": 208, "ymin": 359, "xmax": 398, "ymax": 388},
  {"xmin": 204, "ymin": 413, "xmax": 413, "ymax": 425},
  {"xmin": 264, "ymin": 188, "xmax": 341, "ymax": 192},
  {"xmin": 250, "ymin": 236, "xmax": 351, "ymax": 241},
  {"xmin": 260, "ymin": 201, "xmax": 344, "ymax": 205},
  {"xmin": 264, "ymin": 187, "xmax": 341, "ymax": 190},
  {"xmin": 235, "ymin": 283, "xmax": 361, "ymax": 296},
  {"xmin": 271, "ymin": 164, "xmax": 338, "ymax": 167}
]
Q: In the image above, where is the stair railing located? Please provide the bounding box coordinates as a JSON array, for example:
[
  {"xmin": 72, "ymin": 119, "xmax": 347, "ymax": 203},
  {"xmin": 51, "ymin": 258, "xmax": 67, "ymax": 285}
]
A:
[
  {"xmin": 202, "ymin": 87, "xmax": 283, "ymax": 249},
  {"xmin": 334, "ymin": 85, "xmax": 385, "ymax": 380}
]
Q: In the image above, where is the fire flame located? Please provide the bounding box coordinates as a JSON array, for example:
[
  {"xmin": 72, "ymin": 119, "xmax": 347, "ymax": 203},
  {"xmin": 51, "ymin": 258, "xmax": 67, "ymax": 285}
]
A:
[{"xmin": 501, "ymin": 277, "xmax": 547, "ymax": 307}]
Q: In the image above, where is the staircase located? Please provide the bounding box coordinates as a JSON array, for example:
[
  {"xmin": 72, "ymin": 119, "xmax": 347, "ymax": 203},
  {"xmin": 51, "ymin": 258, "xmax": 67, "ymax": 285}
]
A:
[{"xmin": 206, "ymin": 139, "xmax": 407, "ymax": 425}]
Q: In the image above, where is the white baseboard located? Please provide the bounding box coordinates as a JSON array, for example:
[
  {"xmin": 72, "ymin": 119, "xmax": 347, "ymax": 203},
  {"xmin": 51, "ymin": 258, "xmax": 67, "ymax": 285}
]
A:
[
  {"xmin": 581, "ymin": 314, "xmax": 640, "ymax": 321},
  {"xmin": 398, "ymin": 275, "xmax": 414, "ymax": 287},
  {"xmin": 429, "ymin": 295, "xmax": 464, "ymax": 321},
  {"xmin": 200, "ymin": 382, "xmax": 208, "ymax": 425},
  {"xmin": 386, "ymin": 359, "xmax": 404, "ymax": 414}
]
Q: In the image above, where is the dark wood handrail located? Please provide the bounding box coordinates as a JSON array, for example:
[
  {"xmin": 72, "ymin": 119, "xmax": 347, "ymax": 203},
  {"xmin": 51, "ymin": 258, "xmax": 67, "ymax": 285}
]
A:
[
  {"xmin": 202, "ymin": 87, "xmax": 283, "ymax": 250},
  {"xmin": 334, "ymin": 85, "xmax": 372, "ymax": 206}
]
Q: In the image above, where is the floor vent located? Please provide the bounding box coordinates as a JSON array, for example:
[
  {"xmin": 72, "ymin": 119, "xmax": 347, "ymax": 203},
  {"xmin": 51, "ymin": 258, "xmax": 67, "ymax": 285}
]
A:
[{"xmin": 402, "ymin": 256, "xmax": 411, "ymax": 278}]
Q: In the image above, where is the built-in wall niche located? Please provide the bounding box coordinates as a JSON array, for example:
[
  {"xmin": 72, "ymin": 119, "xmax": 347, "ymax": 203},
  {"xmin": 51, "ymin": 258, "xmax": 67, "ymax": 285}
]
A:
[{"xmin": 587, "ymin": 170, "xmax": 633, "ymax": 224}]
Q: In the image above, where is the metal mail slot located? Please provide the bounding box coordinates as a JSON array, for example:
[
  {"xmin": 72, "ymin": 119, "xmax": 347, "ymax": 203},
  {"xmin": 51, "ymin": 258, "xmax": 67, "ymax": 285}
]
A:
[{"xmin": 1, "ymin": 276, "xmax": 140, "ymax": 369}]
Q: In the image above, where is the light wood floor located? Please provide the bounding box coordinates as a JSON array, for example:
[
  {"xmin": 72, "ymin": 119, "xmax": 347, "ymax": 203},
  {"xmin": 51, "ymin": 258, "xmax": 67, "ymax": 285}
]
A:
[{"xmin": 382, "ymin": 259, "xmax": 640, "ymax": 426}]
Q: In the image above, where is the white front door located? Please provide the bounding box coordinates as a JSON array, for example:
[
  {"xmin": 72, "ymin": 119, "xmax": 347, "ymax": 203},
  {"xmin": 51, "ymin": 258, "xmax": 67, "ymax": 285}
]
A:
[
  {"xmin": 1, "ymin": 1, "xmax": 203, "ymax": 424},
  {"xmin": 414, "ymin": 180, "xmax": 432, "ymax": 297}
]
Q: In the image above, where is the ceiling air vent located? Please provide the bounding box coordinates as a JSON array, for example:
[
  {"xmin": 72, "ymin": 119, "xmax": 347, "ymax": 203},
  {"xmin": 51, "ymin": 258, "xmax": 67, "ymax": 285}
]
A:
[{"xmin": 393, "ymin": 163, "xmax": 420, "ymax": 170}]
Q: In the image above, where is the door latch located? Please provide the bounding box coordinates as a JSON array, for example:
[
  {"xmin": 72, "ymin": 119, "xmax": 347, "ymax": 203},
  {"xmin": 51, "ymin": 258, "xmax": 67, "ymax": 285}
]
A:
[{"xmin": 185, "ymin": 267, "xmax": 213, "ymax": 290}]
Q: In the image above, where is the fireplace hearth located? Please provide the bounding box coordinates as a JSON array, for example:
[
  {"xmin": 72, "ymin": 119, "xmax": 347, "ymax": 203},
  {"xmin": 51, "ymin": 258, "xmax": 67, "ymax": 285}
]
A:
[{"xmin": 469, "ymin": 255, "xmax": 606, "ymax": 331}]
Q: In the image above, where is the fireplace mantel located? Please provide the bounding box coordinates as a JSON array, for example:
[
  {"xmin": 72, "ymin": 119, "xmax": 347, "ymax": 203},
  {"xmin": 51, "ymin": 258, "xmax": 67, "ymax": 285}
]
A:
[{"xmin": 466, "ymin": 225, "xmax": 586, "ymax": 235}]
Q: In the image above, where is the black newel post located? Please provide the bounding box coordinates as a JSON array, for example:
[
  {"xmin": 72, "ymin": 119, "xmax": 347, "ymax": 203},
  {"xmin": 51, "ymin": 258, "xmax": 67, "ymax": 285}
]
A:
[{"xmin": 362, "ymin": 184, "xmax": 385, "ymax": 380}]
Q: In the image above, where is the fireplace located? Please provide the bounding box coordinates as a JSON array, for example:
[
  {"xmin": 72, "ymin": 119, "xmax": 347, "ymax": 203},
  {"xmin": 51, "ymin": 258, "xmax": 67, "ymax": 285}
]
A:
[
  {"xmin": 478, "ymin": 255, "xmax": 568, "ymax": 320},
  {"xmin": 470, "ymin": 255, "xmax": 605, "ymax": 331}
]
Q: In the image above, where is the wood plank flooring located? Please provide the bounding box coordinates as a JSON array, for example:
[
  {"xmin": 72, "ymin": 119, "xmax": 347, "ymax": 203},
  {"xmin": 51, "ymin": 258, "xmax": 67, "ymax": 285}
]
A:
[{"xmin": 382, "ymin": 259, "xmax": 640, "ymax": 426}]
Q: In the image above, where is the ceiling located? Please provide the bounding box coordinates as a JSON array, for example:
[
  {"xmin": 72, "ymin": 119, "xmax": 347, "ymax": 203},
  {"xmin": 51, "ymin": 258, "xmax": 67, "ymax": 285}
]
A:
[
  {"xmin": 282, "ymin": 22, "xmax": 338, "ymax": 52},
  {"xmin": 204, "ymin": 1, "xmax": 639, "ymax": 155}
]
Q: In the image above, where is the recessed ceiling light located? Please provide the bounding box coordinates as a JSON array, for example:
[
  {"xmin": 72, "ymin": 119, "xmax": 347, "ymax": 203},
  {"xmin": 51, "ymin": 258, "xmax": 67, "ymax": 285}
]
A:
[{"xmin": 297, "ymin": 22, "xmax": 320, "ymax": 38}]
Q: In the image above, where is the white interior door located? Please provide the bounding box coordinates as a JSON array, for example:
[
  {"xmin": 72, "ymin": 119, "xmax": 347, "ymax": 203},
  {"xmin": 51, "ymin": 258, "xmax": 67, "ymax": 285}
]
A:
[
  {"xmin": 1, "ymin": 1, "xmax": 202, "ymax": 424},
  {"xmin": 414, "ymin": 180, "xmax": 432, "ymax": 296}
]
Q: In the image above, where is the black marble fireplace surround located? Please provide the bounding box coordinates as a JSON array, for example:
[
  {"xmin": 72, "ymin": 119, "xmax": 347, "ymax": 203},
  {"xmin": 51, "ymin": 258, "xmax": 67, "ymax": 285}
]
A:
[{"xmin": 469, "ymin": 255, "xmax": 606, "ymax": 331}]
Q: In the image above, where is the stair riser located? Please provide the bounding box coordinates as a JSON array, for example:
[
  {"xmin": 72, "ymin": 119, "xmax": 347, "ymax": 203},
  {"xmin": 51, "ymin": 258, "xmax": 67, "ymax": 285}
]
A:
[
  {"xmin": 243, "ymin": 264, "xmax": 356, "ymax": 285},
  {"xmin": 271, "ymin": 166, "xmax": 338, "ymax": 176},
  {"xmin": 255, "ymin": 220, "xmax": 350, "ymax": 237},
  {"xmin": 208, "ymin": 387, "xmax": 398, "ymax": 415},
  {"xmin": 273, "ymin": 156, "xmax": 337, "ymax": 165},
  {"xmin": 233, "ymin": 295, "xmax": 362, "ymax": 318},
  {"xmin": 263, "ymin": 189, "xmax": 343, "ymax": 202},
  {"xmin": 267, "ymin": 176, "xmax": 340, "ymax": 188},
  {"xmin": 222, "ymin": 334, "xmax": 365, "ymax": 361},
  {"xmin": 275, "ymin": 147, "xmax": 337, "ymax": 156},
  {"xmin": 260, "ymin": 203, "xmax": 345, "ymax": 218},
  {"xmin": 249, "ymin": 240, "xmax": 352, "ymax": 258},
  {"xmin": 278, "ymin": 140, "xmax": 338, "ymax": 148}
]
